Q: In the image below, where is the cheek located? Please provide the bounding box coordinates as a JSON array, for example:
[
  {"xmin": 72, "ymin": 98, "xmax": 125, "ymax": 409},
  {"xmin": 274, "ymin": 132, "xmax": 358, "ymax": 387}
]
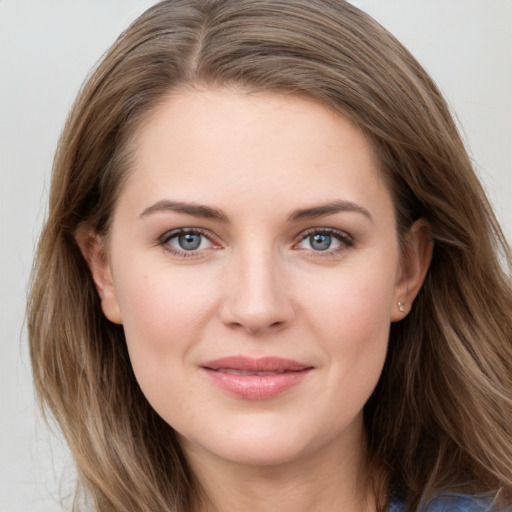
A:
[
  {"xmin": 304, "ymin": 259, "xmax": 396, "ymax": 337},
  {"xmin": 112, "ymin": 261, "xmax": 221, "ymax": 417},
  {"xmin": 299, "ymin": 252, "xmax": 398, "ymax": 382},
  {"xmin": 113, "ymin": 260, "xmax": 219, "ymax": 364}
]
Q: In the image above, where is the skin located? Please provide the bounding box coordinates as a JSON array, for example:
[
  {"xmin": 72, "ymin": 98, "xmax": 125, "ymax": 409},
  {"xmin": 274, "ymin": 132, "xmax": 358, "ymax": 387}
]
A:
[{"xmin": 80, "ymin": 88, "xmax": 432, "ymax": 512}]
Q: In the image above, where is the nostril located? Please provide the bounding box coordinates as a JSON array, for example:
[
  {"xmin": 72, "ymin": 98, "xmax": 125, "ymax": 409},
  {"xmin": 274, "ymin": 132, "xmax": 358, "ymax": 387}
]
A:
[
  {"xmin": 225, "ymin": 317, "xmax": 287, "ymax": 335},
  {"xmin": 218, "ymin": 270, "xmax": 295, "ymax": 333}
]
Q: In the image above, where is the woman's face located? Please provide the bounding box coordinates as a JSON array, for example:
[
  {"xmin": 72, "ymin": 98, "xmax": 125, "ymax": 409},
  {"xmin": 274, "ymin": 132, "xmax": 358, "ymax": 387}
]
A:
[{"xmin": 90, "ymin": 89, "xmax": 427, "ymax": 469}]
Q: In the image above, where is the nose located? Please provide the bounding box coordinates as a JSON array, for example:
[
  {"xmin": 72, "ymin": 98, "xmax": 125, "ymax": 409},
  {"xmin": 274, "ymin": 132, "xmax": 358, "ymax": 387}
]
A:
[{"xmin": 219, "ymin": 245, "xmax": 295, "ymax": 335}]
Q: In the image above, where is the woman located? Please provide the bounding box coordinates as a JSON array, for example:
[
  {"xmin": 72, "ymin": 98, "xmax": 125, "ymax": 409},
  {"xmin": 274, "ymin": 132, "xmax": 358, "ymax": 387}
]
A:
[{"xmin": 27, "ymin": 1, "xmax": 512, "ymax": 510}]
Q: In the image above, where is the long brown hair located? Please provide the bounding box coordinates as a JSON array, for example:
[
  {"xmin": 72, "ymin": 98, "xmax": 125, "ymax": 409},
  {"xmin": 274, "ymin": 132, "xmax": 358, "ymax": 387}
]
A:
[{"xmin": 27, "ymin": 1, "xmax": 512, "ymax": 510}]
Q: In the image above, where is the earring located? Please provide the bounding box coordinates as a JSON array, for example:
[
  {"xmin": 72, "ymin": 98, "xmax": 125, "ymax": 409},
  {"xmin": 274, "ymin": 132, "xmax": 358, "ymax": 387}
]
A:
[{"xmin": 397, "ymin": 301, "xmax": 406, "ymax": 312}]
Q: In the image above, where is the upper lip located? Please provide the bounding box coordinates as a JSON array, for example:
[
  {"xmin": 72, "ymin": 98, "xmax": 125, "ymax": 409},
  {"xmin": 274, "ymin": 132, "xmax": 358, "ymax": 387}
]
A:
[{"xmin": 201, "ymin": 356, "xmax": 312, "ymax": 372}]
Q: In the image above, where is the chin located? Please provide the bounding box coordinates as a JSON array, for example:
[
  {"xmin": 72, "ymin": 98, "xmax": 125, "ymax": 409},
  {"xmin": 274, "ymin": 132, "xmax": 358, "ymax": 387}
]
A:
[
  {"xmin": 178, "ymin": 411, "xmax": 362, "ymax": 469},
  {"xmin": 193, "ymin": 436, "xmax": 311, "ymax": 468}
]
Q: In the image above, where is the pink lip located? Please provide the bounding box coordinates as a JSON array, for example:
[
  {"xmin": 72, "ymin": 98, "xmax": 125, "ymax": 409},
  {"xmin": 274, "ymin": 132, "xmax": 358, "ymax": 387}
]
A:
[{"xmin": 201, "ymin": 356, "xmax": 313, "ymax": 400}]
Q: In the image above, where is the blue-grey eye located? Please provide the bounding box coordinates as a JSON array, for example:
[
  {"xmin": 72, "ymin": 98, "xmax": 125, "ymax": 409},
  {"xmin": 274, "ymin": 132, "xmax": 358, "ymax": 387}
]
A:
[
  {"xmin": 178, "ymin": 233, "xmax": 202, "ymax": 250},
  {"xmin": 165, "ymin": 231, "xmax": 213, "ymax": 252},
  {"xmin": 310, "ymin": 233, "xmax": 332, "ymax": 251},
  {"xmin": 296, "ymin": 230, "xmax": 345, "ymax": 252}
]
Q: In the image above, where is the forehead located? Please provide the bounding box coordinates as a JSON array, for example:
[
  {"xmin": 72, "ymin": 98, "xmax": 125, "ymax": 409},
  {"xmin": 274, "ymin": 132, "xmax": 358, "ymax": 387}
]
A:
[{"xmin": 120, "ymin": 88, "xmax": 392, "ymax": 220}]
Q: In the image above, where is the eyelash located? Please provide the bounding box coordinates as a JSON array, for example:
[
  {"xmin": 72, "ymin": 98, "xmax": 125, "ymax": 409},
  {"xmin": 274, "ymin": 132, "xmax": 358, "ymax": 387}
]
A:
[
  {"xmin": 294, "ymin": 227, "xmax": 355, "ymax": 256},
  {"xmin": 158, "ymin": 227, "xmax": 355, "ymax": 258},
  {"xmin": 159, "ymin": 228, "xmax": 220, "ymax": 258}
]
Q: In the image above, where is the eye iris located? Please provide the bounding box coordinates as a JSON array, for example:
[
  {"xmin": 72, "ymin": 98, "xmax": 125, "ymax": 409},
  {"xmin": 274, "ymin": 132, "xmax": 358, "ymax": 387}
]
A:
[
  {"xmin": 310, "ymin": 233, "xmax": 331, "ymax": 251},
  {"xmin": 178, "ymin": 233, "xmax": 202, "ymax": 250}
]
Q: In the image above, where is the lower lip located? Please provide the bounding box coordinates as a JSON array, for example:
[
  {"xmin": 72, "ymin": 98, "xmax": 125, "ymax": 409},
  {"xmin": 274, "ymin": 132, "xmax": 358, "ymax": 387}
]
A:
[{"xmin": 203, "ymin": 368, "xmax": 311, "ymax": 400}]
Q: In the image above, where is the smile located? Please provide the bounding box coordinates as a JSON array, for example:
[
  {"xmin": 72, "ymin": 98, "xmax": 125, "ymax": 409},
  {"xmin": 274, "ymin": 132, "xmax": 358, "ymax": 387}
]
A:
[{"xmin": 201, "ymin": 356, "xmax": 313, "ymax": 400}]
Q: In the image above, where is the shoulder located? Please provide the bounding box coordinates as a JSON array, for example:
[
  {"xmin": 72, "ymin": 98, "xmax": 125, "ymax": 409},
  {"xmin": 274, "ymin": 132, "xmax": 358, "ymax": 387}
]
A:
[
  {"xmin": 389, "ymin": 493, "xmax": 511, "ymax": 512},
  {"xmin": 425, "ymin": 493, "xmax": 509, "ymax": 511}
]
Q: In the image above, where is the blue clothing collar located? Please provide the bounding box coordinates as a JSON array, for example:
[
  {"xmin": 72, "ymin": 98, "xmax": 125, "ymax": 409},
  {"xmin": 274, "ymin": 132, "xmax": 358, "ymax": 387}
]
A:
[{"xmin": 388, "ymin": 492, "xmax": 505, "ymax": 511}]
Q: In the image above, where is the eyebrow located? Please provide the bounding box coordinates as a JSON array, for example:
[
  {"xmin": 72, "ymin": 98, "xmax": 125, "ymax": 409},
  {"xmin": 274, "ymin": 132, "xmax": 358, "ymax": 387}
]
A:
[
  {"xmin": 287, "ymin": 200, "xmax": 373, "ymax": 223},
  {"xmin": 139, "ymin": 199, "xmax": 373, "ymax": 224},
  {"xmin": 139, "ymin": 200, "xmax": 230, "ymax": 223}
]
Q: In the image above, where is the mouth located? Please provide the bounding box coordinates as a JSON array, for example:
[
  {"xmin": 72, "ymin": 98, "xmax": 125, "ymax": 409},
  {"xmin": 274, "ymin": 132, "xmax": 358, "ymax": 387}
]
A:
[
  {"xmin": 216, "ymin": 369, "xmax": 290, "ymax": 376},
  {"xmin": 201, "ymin": 356, "xmax": 313, "ymax": 400}
]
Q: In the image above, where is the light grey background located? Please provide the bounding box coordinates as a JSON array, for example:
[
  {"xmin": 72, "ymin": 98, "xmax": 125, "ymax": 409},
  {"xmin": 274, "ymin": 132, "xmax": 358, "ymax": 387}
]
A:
[{"xmin": 1, "ymin": 1, "xmax": 510, "ymax": 510}]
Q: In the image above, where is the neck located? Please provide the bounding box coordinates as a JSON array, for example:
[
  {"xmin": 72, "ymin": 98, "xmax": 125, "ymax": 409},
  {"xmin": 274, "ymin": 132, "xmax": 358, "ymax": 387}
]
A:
[{"xmin": 183, "ymin": 421, "xmax": 384, "ymax": 512}]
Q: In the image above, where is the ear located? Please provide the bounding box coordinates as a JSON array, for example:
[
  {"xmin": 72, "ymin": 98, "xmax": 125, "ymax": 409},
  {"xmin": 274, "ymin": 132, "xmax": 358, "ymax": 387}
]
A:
[
  {"xmin": 75, "ymin": 223, "xmax": 123, "ymax": 324},
  {"xmin": 391, "ymin": 219, "xmax": 433, "ymax": 322}
]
